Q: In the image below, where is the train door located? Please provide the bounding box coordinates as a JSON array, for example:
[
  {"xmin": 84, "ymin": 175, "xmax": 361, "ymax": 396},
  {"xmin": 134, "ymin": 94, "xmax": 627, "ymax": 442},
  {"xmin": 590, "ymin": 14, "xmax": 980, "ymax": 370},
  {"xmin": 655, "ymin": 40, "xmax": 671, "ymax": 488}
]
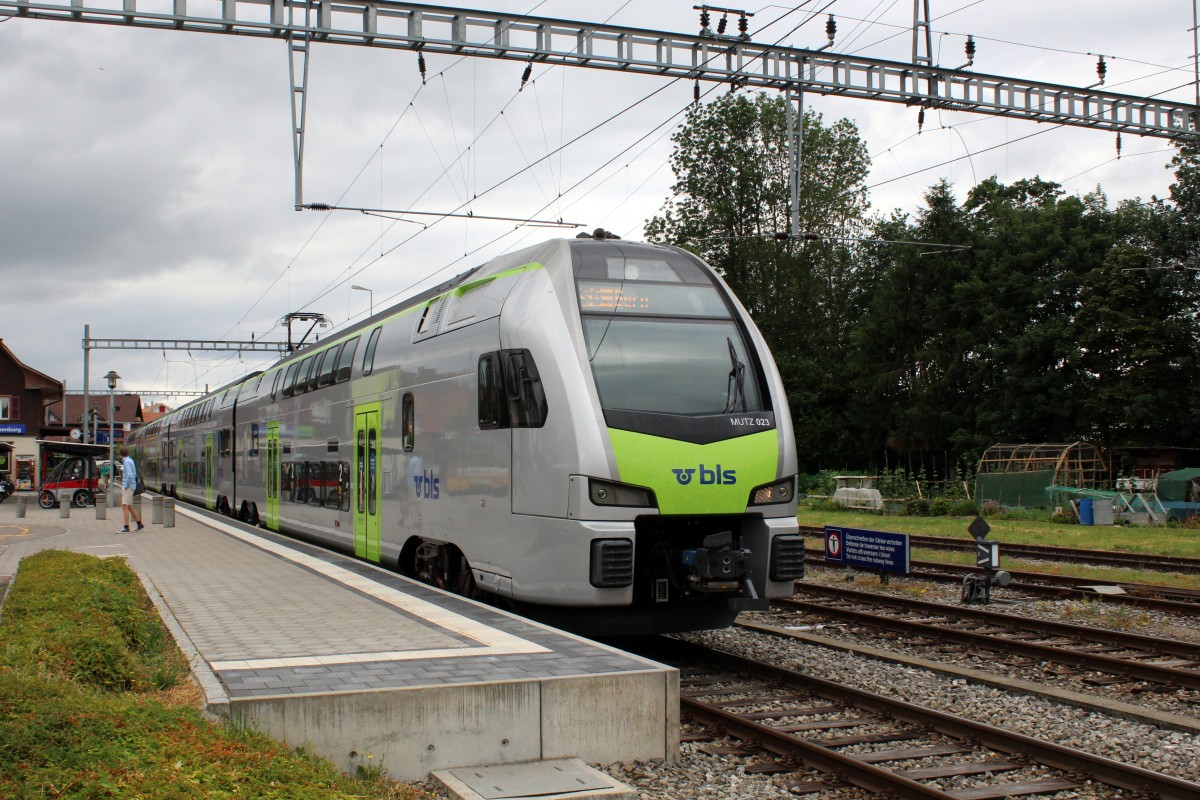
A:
[
  {"xmin": 265, "ymin": 422, "xmax": 280, "ymax": 530},
  {"xmin": 204, "ymin": 433, "xmax": 215, "ymax": 510},
  {"xmin": 353, "ymin": 403, "xmax": 382, "ymax": 562}
]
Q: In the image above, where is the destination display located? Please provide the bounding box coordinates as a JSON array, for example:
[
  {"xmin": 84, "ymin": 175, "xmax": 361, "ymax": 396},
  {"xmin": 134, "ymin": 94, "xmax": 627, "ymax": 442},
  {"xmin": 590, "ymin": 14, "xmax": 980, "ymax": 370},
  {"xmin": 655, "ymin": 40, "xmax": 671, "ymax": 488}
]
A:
[{"xmin": 577, "ymin": 280, "xmax": 728, "ymax": 317}]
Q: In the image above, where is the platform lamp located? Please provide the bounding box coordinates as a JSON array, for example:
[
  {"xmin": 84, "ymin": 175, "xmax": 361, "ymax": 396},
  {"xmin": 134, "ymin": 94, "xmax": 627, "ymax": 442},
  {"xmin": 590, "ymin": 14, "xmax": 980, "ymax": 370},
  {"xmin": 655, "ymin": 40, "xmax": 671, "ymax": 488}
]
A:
[
  {"xmin": 351, "ymin": 284, "xmax": 373, "ymax": 317},
  {"xmin": 104, "ymin": 370, "xmax": 120, "ymax": 508}
]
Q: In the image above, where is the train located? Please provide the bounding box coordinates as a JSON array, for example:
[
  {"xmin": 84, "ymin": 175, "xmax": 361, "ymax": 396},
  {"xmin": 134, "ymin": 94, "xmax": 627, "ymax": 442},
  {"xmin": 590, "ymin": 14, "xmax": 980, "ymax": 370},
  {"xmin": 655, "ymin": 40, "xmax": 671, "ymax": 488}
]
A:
[{"xmin": 127, "ymin": 233, "xmax": 804, "ymax": 634}]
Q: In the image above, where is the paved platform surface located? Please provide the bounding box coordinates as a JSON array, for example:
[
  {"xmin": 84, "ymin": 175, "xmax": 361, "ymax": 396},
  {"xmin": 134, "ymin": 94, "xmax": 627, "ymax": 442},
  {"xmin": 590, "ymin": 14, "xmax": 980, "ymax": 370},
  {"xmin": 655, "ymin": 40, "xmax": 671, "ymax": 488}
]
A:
[{"xmin": 0, "ymin": 495, "xmax": 678, "ymax": 780}]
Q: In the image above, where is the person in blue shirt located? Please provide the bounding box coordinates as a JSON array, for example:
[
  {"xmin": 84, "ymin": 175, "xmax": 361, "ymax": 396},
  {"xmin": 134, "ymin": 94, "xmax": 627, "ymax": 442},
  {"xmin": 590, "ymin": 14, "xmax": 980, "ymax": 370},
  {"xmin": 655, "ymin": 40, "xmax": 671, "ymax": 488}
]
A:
[{"xmin": 117, "ymin": 446, "xmax": 144, "ymax": 533}]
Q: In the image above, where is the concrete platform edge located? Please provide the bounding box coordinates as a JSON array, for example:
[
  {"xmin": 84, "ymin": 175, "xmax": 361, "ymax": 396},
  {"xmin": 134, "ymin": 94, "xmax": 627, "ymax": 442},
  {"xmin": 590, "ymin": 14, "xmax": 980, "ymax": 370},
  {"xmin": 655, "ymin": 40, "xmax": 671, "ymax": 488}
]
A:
[{"xmin": 138, "ymin": 569, "xmax": 230, "ymax": 720}]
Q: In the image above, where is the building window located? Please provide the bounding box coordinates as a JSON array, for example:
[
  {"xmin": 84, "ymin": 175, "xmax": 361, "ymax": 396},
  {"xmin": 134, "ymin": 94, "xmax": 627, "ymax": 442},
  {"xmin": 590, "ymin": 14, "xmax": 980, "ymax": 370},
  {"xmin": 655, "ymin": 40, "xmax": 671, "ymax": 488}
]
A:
[{"xmin": 0, "ymin": 396, "xmax": 11, "ymax": 420}]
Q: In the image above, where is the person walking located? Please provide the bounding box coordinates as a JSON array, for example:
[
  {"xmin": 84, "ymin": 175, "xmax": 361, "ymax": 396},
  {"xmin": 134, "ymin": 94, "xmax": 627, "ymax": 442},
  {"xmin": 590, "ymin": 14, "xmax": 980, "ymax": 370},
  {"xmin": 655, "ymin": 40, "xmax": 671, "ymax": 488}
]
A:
[{"xmin": 117, "ymin": 446, "xmax": 144, "ymax": 533}]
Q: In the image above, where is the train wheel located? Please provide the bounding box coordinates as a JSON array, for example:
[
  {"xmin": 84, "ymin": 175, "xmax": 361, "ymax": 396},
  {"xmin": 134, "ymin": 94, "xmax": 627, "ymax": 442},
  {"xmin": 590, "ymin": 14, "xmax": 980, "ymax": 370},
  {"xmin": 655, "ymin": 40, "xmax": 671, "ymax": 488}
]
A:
[
  {"xmin": 454, "ymin": 560, "xmax": 482, "ymax": 601},
  {"xmin": 38, "ymin": 491, "xmax": 57, "ymax": 509},
  {"xmin": 249, "ymin": 503, "xmax": 261, "ymax": 527},
  {"xmin": 71, "ymin": 489, "xmax": 92, "ymax": 508},
  {"xmin": 217, "ymin": 496, "xmax": 231, "ymax": 516}
]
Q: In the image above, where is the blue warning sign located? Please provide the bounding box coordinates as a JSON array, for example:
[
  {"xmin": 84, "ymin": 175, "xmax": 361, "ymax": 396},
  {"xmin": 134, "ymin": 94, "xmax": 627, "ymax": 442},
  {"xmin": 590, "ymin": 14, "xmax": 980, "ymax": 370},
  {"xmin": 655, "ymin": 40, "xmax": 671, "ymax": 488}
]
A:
[{"xmin": 823, "ymin": 526, "xmax": 910, "ymax": 574}]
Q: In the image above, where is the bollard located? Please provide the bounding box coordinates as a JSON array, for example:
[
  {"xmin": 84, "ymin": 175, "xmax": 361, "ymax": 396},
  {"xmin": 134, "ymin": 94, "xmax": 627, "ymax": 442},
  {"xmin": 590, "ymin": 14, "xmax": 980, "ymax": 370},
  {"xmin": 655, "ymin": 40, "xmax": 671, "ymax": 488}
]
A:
[
  {"xmin": 163, "ymin": 498, "xmax": 175, "ymax": 528},
  {"xmin": 151, "ymin": 495, "xmax": 163, "ymax": 524},
  {"xmin": 59, "ymin": 498, "xmax": 70, "ymax": 519},
  {"xmin": 96, "ymin": 499, "xmax": 106, "ymax": 520},
  {"xmin": 133, "ymin": 494, "xmax": 143, "ymax": 510},
  {"xmin": 15, "ymin": 494, "xmax": 28, "ymax": 518}
]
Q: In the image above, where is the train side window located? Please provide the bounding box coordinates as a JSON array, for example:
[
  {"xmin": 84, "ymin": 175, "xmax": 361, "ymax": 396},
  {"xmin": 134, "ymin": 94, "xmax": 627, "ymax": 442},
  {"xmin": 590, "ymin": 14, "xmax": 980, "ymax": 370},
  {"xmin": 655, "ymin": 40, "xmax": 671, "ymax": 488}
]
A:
[
  {"xmin": 297, "ymin": 356, "xmax": 316, "ymax": 394},
  {"xmin": 282, "ymin": 363, "xmax": 300, "ymax": 397},
  {"xmin": 318, "ymin": 343, "xmax": 342, "ymax": 387},
  {"xmin": 219, "ymin": 428, "xmax": 232, "ymax": 458},
  {"xmin": 362, "ymin": 327, "xmax": 382, "ymax": 375},
  {"xmin": 308, "ymin": 351, "xmax": 326, "ymax": 392},
  {"xmin": 338, "ymin": 461, "xmax": 351, "ymax": 512},
  {"xmin": 249, "ymin": 423, "xmax": 259, "ymax": 457},
  {"xmin": 271, "ymin": 370, "xmax": 282, "ymax": 400},
  {"xmin": 478, "ymin": 353, "xmax": 508, "ymax": 429},
  {"xmin": 402, "ymin": 393, "xmax": 415, "ymax": 451},
  {"xmin": 504, "ymin": 349, "xmax": 548, "ymax": 428},
  {"xmin": 335, "ymin": 336, "xmax": 360, "ymax": 382}
]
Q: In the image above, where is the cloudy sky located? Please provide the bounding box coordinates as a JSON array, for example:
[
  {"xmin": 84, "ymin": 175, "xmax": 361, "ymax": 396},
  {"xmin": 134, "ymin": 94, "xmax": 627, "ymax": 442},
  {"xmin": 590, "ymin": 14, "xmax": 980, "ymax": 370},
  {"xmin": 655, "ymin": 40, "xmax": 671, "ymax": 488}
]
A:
[{"xmin": 2, "ymin": 0, "xmax": 1196, "ymax": 408}]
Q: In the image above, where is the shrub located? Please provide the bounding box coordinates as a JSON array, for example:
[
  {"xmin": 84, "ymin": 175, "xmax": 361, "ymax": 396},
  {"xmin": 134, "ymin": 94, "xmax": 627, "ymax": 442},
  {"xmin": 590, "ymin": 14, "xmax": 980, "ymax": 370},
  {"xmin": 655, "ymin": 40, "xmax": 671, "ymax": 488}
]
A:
[{"xmin": 905, "ymin": 498, "xmax": 930, "ymax": 516}]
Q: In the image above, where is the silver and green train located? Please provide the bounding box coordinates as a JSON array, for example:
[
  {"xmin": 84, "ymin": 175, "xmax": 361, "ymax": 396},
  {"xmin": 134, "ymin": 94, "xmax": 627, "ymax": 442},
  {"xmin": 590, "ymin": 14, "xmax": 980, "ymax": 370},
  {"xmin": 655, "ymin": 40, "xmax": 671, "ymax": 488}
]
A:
[{"xmin": 129, "ymin": 234, "xmax": 804, "ymax": 634}]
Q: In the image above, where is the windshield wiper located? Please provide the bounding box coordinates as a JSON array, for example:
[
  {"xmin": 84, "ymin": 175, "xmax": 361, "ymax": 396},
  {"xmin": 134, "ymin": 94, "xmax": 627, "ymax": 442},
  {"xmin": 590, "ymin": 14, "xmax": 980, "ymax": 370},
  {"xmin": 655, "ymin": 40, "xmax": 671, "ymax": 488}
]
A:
[{"xmin": 724, "ymin": 337, "xmax": 747, "ymax": 413}]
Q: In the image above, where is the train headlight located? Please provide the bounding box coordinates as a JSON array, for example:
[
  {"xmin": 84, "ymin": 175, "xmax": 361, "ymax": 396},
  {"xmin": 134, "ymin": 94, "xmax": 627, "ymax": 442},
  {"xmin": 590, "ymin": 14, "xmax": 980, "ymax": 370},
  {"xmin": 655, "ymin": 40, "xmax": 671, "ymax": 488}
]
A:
[
  {"xmin": 589, "ymin": 478, "xmax": 656, "ymax": 508},
  {"xmin": 749, "ymin": 476, "xmax": 795, "ymax": 506}
]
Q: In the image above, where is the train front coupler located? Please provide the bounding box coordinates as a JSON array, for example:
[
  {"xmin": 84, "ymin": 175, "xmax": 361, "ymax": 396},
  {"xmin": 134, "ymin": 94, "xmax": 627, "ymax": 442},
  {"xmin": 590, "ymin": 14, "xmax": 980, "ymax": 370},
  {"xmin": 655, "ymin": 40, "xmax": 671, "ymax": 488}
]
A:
[{"xmin": 680, "ymin": 531, "xmax": 767, "ymax": 611}]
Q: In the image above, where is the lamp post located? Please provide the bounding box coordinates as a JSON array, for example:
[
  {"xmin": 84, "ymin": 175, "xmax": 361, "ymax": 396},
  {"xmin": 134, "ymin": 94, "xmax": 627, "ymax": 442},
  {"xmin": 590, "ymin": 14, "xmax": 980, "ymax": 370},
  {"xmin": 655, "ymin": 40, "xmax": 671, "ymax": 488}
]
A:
[
  {"xmin": 351, "ymin": 284, "xmax": 373, "ymax": 317},
  {"xmin": 104, "ymin": 370, "xmax": 120, "ymax": 508}
]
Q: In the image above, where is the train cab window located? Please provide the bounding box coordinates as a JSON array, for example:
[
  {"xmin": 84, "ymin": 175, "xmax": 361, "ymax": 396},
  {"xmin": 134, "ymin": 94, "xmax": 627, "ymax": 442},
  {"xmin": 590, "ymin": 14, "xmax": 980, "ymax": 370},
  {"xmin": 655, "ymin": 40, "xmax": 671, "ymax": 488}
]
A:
[
  {"xmin": 504, "ymin": 349, "xmax": 548, "ymax": 428},
  {"xmin": 362, "ymin": 327, "xmax": 382, "ymax": 375},
  {"xmin": 318, "ymin": 343, "xmax": 342, "ymax": 387},
  {"xmin": 478, "ymin": 353, "xmax": 507, "ymax": 429},
  {"xmin": 282, "ymin": 363, "xmax": 300, "ymax": 397},
  {"xmin": 402, "ymin": 393, "xmax": 415, "ymax": 452},
  {"xmin": 335, "ymin": 336, "xmax": 360, "ymax": 382}
]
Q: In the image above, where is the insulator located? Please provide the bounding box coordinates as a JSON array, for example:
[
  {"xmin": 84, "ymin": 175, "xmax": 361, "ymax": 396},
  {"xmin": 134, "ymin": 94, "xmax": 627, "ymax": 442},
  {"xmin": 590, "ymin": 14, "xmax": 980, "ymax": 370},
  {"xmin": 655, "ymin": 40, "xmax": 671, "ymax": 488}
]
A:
[
  {"xmin": 826, "ymin": 15, "xmax": 836, "ymax": 43},
  {"xmin": 693, "ymin": 80, "xmax": 700, "ymax": 103},
  {"xmin": 700, "ymin": 10, "xmax": 710, "ymax": 30},
  {"xmin": 1116, "ymin": 132, "xmax": 1122, "ymax": 159},
  {"xmin": 965, "ymin": 36, "xmax": 976, "ymax": 61},
  {"xmin": 738, "ymin": 14, "xmax": 748, "ymax": 35},
  {"xmin": 520, "ymin": 61, "xmax": 532, "ymax": 89},
  {"xmin": 717, "ymin": 15, "xmax": 727, "ymax": 35},
  {"xmin": 917, "ymin": 108, "xmax": 925, "ymax": 133},
  {"xmin": 1096, "ymin": 55, "xmax": 1107, "ymax": 82},
  {"xmin": 417, "ymin": 53, "xmax": 427, "ymax": 84}
]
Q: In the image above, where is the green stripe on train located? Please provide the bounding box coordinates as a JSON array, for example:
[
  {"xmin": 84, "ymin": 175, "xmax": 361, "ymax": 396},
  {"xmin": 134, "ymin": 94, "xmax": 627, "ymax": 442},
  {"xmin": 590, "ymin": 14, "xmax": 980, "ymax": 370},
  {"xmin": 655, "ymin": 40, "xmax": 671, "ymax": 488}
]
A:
[{"xmin": 608, "ymin": 428, "xmax": 778, "ymax": 515}]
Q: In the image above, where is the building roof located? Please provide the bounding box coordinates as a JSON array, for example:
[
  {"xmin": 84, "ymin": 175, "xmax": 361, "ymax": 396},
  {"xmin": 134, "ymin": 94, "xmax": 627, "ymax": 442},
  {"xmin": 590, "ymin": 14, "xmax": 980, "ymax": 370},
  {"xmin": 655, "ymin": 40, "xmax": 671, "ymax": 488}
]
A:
[
  {"xmin": 0, "ymin": 338, "xmax": 63, "ymax": 397},
  {"xmin": 141, "ymin": 403, "xmax": 172, "ymax": 423},
  {"xmin": 45, "ymin": 394, "xmax": 144, "ymax": 427}
]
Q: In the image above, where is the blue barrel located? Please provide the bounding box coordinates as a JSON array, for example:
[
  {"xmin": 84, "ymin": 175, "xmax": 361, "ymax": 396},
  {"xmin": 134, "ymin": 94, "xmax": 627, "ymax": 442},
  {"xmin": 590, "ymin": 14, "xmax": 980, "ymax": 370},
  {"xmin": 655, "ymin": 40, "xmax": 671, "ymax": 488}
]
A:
[{"xmin": 1078, "ymin": 498, "xmax": 1094, "ymax": 525}]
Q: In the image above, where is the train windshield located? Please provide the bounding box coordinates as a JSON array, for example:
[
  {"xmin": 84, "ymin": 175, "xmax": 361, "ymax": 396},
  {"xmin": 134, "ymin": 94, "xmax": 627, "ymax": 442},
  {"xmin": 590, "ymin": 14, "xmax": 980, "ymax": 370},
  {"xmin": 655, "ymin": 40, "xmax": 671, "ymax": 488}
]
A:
[{"xmin": 575, "ymin": 248, "xmax": 764, "ymax": 416}]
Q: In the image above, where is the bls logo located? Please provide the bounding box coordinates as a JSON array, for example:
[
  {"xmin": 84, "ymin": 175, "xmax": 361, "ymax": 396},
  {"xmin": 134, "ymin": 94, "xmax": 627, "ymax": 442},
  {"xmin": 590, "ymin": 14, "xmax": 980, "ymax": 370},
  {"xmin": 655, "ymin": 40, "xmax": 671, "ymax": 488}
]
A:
[
  {"xmin": 671, "ymin": 464, "xmax": 737, "ymax": 486},
  {"xmin": 413, "ymin": 470, "xmax": 440, "ymax": 499}
]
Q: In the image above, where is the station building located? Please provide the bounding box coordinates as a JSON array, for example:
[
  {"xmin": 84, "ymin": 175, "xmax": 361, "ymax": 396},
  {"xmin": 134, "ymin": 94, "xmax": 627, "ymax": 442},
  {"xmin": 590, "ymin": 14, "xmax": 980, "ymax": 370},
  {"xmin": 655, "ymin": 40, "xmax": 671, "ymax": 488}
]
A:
[{"xmin": 0, "ymin": 338, "xmax": 65, "ymax": 490}]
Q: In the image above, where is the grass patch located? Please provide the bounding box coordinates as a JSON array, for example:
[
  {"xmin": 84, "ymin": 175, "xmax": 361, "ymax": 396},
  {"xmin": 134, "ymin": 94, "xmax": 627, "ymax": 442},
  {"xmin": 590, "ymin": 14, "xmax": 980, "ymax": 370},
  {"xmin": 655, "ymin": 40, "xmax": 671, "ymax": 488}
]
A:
[{"xmin": 0, "ymin": 550, "xmax": 431, "ymax": 800}]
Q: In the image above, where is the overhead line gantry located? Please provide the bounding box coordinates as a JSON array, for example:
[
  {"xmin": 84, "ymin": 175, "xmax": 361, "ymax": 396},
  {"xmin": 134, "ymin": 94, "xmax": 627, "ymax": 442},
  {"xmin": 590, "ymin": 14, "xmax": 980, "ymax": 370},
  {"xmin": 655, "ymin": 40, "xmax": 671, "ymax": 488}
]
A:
[{"xmin": 4, "ymin": 0, "xmax": 1197, "ymax": 211}]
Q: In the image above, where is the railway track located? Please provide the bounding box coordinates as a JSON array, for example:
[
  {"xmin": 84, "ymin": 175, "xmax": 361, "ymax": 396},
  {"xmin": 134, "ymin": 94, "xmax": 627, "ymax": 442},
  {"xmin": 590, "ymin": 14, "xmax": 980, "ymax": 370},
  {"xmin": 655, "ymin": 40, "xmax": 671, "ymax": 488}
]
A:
[
  {"xmin": 662, "ymin": 637, "xmax": 1200, "ymax": 799},
  {"xmin": 798, "ymin": 525, "xmax": 1200, "ymax": 575},
  {"xmin": 763, "ymin": 582, "xmax": 1200, "ymax": 695},
  {"xmin": 805, "ymin": 551, "xmax": 1200, "ymax": 615}
]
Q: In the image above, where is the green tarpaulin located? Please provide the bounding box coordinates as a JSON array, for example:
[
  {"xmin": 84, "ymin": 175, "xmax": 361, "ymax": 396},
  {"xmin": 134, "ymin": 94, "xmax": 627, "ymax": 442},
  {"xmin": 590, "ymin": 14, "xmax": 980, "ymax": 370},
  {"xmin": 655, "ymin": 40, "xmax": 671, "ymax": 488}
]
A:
[{"xmin": 1158, "ymin": 468, "xmax": 1200, "ymax": 502}]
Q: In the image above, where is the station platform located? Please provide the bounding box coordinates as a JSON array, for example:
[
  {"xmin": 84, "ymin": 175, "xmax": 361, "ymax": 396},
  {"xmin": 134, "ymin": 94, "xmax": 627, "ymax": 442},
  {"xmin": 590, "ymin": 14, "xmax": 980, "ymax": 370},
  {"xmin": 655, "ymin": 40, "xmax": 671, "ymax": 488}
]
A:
[{"xmin": 0, "ymin": 496, "xmax": 679, "ymax": 782}]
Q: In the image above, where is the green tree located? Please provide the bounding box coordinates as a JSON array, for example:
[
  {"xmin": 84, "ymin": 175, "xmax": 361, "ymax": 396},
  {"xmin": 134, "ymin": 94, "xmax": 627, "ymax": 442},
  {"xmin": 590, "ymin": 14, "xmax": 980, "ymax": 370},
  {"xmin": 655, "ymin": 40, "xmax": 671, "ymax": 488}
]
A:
[{"xmin": 849, "ymin": 180, "xmax": 977, "ymax": 477}]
